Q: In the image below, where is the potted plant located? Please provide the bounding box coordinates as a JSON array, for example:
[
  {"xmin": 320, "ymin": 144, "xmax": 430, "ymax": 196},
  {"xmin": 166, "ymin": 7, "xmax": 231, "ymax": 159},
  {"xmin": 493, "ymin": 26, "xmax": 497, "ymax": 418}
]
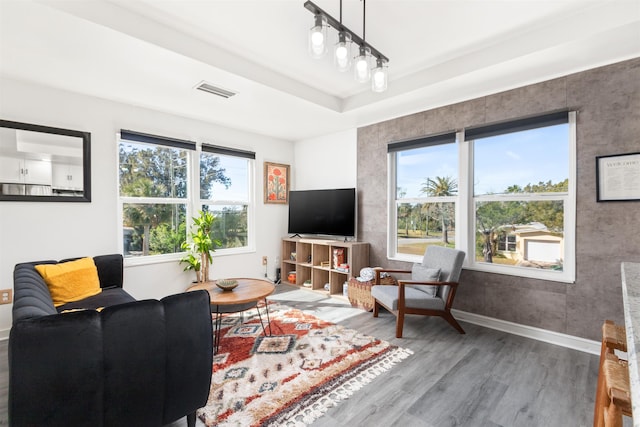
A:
[
  {"xmin": 179, "ymin": 250, "xmax": 202, "ymax": 283},
  {"xmin": 180, "ymin": 210, "xmax": 220, "ymax": 283}
]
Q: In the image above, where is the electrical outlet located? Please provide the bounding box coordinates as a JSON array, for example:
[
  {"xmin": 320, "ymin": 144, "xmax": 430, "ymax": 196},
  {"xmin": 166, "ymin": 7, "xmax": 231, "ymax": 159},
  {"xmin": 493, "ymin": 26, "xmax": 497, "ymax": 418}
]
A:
[
  {"xmin": 262, "ymin": 256, "xmax": 268, "ymax": 266},
  {"xmin": 0, "ymin": 289, "xmax": 12, "ymax": 304}
]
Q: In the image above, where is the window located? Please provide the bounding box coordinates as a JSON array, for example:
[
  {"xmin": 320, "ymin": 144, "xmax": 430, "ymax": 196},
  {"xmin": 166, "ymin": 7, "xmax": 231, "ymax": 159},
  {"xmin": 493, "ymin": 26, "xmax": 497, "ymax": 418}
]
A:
[
  {"xmin": 118, "ymin": 131, "xmax": 255, "ymax": 261},
  {"xmin": 468, "ymin": 112, "xmax": 574, "ymax": 280},
  {"xmin": 388, "ymin": 112, "xmax": 576, "ymax": 282},
  {"xmin": 200, "ymin": 145, "xmax": 253, "ymax": 250},
  {"xmin": 497, "ymin": 234, "xmax": 516, "ymax": 252},
  {"xmin": 388, "ymin": 133, "xmax": 458, "ymax": 259}
]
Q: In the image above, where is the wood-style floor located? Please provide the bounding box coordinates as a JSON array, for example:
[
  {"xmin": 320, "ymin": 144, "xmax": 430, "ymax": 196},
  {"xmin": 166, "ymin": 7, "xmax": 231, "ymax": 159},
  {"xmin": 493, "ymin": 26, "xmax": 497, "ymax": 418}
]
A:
[{"xmin": 0, "ymin": 284, "xmax": 619, "ymax": 426}]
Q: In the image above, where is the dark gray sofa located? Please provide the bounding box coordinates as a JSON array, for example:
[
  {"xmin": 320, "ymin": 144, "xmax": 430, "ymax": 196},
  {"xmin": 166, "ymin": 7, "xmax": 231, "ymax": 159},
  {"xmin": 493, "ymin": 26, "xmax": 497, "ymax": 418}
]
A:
[{"xmin": 9, "ymin": 254, "xmax": 213, "ymax": 427}]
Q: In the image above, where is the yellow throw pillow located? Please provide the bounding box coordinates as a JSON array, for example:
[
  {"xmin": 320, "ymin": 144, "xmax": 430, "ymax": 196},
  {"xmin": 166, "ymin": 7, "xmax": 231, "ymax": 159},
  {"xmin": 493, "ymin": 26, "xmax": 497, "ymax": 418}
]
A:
[{"xmin": 35, "ymin": 257, "xmax": 102, "ymax": 307}]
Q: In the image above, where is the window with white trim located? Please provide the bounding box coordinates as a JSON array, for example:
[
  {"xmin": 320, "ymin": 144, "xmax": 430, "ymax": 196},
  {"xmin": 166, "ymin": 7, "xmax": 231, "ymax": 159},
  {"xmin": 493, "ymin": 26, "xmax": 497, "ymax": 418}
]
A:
[
  {"xmin": 199, "ymin": 145, "xmax": 253, "ymax": 250},
  {"xmin": 118, "ymin": 130, "xmax": 255, "ymax": 260},
  {"xmin": 388, "ymin": 132, "xmax": 458, "ymax": 259},
  {"xmin": 388, "ymin": 112, "xmax": 576, "ymax": 282}
]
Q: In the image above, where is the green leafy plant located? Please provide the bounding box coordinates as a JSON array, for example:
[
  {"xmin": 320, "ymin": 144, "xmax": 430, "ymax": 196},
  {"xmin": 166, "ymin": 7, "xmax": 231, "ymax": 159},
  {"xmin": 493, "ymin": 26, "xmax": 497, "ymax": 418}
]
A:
[
  {"xmin": 180, "ymin": 210, "xmax": 221, "ymax": 283},
  {"xmin": 179, "ymin": 250, "xmax": 202, "ymax": 281}
]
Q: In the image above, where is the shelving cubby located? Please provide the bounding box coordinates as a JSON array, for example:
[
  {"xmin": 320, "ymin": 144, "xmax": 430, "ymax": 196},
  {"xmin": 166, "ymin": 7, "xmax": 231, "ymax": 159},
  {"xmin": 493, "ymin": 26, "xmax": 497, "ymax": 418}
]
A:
[{"xmin": 281, "ymin": 237, "xmax": 370, "ymax": 297}]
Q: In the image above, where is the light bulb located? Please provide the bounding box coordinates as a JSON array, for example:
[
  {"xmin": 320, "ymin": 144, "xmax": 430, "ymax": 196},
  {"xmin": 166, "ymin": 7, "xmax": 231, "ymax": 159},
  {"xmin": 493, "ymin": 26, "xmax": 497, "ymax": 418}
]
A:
[
  {"xmin": 311, "ymin": 31, "xmax": 324, "ymax": 48},
  {"xmin": 373, "ymin": 70, "xmax": 384, "ymax": 85},
  {"xmin": 355, "ymin": 60, "xmax": 368, "ymax": 81},
  {"xmin": 371, "ymin": 58, "xmax": 388, "ymax": 92},
  {"xmin": 308, "ymin": 15, "xmax": 327, "ymax": 59},
  {"xmin": 334, "ymin": 32, "xmax": 352, "ymax": 72},
  {"xmin": 336, "ymin": 45, "xmax": 348, "ymax": 59},
  {"xmin": 354, "ymin": 47, "xmax": 370, "ymax": 83}
]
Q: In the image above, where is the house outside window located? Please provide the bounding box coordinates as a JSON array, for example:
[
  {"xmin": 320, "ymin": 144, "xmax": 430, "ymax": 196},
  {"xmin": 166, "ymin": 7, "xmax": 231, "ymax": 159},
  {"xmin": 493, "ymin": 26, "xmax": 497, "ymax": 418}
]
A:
[
  {"xmin": 388, "ymin": 112, "xmax": 576, "ymax": 282},
  {"xmin": 118, "ymin": 131, "xmax": 255, "ymax": 262},
  {"xmin": 469, "ymin": 112, "xmax": 575, "ymax": 281}
]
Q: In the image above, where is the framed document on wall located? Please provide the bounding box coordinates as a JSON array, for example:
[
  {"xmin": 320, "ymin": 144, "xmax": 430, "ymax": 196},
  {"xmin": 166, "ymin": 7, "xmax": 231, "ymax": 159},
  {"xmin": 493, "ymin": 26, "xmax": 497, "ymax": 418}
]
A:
[{"xmin": 596, "ymin": 152, "xmax": 640, "ymax": 202}]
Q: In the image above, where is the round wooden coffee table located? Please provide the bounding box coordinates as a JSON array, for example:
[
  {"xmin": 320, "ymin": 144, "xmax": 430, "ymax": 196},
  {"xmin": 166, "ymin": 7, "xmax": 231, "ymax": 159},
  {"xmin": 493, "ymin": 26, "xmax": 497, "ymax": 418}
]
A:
[{"xmin": 187, "ymin": 278, "xmax": 275, "ymax": 351}]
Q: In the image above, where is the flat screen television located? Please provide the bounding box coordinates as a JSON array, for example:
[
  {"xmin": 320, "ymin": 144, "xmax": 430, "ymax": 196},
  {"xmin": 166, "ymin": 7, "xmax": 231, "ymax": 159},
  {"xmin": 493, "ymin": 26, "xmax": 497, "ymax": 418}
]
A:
[{"xmin": 288, "ymin": 188, "xmax": 356, "ymax": 238}]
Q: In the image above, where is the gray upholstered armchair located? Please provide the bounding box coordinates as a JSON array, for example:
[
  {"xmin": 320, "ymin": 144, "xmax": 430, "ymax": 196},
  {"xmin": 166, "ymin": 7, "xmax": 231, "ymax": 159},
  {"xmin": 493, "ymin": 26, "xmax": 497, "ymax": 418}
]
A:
[{"xmin": 371, "ymin": 245, "xmax": 466, "ymax": 338}]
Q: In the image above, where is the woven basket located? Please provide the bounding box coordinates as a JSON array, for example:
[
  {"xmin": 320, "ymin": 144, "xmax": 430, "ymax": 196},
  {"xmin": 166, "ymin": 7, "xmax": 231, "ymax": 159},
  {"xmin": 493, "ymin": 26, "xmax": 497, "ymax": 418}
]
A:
[{"xmin": 347, "ymin": 276, "xmax": 396, "ymax": 312}]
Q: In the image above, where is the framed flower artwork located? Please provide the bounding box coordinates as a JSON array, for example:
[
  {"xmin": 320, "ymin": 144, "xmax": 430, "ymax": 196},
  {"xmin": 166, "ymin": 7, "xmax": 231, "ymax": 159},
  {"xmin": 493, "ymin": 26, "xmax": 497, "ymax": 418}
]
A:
[{"xmin": 264, "ymin": 162, "xmax": 290, "ymax": 204}]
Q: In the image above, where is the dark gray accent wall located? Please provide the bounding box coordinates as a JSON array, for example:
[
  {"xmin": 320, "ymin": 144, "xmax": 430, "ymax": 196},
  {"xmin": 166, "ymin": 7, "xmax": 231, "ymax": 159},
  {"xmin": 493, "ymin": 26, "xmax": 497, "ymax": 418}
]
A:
[{"xmin": 357, "ymin": 58, "xmax": 640, "ymax": 341}]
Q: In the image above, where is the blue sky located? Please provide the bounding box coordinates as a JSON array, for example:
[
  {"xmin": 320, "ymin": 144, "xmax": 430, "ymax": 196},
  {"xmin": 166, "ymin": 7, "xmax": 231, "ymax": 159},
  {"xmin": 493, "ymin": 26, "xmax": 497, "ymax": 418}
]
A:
[
  {"xmin": 397, "ymin": 124, "xmax": 569, "ymax": 198},
  {"xmin": 397, "ymin": 143, "xmax": 458, "ymax": 198},
  {"xmin": 474, "ymin": 125, "xmax": 569, "ymax": 195},
  {"xmin": 208, "ymin": 155, "xmax": 249, "ymax": 202}
]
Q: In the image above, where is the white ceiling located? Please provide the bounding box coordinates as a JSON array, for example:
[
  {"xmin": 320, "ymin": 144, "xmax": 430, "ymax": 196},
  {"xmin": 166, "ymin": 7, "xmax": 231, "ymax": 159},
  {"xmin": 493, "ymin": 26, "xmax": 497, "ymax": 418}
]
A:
[{"xmin": 1, "ymin": 0, "xmax": 639, "ymax": 141}]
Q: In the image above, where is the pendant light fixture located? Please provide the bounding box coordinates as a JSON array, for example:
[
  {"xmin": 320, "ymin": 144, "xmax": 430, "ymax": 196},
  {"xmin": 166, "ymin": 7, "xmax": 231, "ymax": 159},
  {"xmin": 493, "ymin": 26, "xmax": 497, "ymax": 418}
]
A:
[
  {"xmin": 371, "ymin": 57, "xmax": 388, "ymax": 92},
  {"xmin": 334, "ymin": 31, "xmax": 352, "ymax": 72},
  {"xmin": 308, "ymin": 14, "xmax": 328, "ymax": 58},
  {"xmin": 305, "ymin": 0, "xmax": 389, "ymax": 92},
  {"xmin": 354, "ymin": 46, "xmax": 371, "ymax": 83}
]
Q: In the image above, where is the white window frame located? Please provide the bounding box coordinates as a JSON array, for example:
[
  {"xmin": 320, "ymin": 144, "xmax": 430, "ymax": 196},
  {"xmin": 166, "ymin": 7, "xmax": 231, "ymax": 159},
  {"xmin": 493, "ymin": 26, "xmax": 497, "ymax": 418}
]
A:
[
  {"xmin": 387, "ymin": 136, "xmax": 458, "ymax": 263},
  {"xmin": 117, "ymin": 132, "xmax": 255, "ymax": 266},
  {"xmin": 198, "ymin": 146, "xmax": 256, "ymax": 256},
  {"xmin": 465, "ymin": 112, "xmax": 576, "ymax": 283},
  {"xmin": 387, "ymin": 112, "xmax": 576, "ymax": 283}
]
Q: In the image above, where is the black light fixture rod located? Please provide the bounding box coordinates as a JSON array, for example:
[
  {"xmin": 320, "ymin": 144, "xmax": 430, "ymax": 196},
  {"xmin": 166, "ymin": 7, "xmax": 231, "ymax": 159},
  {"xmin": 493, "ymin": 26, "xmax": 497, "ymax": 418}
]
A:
[
  {"xmin": 303, "ymin": 0, "xmax": 388, "ymax": 63},
  {"xmin": 362, "ymin": 0, "xmax": 365, "ymax": 41}
]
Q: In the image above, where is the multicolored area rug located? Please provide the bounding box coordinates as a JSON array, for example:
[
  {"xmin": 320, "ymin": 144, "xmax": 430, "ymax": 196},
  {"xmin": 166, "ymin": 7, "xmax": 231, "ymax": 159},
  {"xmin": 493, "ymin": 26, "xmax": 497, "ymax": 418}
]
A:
[{"xmin": 197, "ymin": 302, "xmax": 413, "ymax": 426}]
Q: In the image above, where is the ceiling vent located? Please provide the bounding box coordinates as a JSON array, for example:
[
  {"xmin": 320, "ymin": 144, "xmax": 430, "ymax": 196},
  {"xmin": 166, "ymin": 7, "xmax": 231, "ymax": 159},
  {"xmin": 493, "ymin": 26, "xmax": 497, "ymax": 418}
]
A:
[{"xmin": 194, "ymin": 81, "xmax": 237, "ymax": 99}]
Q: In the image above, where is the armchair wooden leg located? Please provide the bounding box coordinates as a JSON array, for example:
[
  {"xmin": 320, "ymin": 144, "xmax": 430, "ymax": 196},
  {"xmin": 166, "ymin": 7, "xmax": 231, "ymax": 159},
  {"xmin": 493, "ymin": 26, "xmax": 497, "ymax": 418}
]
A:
[
  {"xmin": 443, "ymin": 312, "xmax": 465, "ymax": 334},
  {"xmin": 396, "ymin": 311, "xmax": 404, "ymax": 338},
  {"xmin": 373, "ymin": 300, "xmax": 379, "ymax": 317}
]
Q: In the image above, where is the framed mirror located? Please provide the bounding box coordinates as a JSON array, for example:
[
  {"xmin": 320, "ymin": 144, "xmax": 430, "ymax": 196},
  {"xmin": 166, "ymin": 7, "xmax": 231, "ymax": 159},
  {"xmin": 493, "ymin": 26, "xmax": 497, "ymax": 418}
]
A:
[{"xmin": 0, "ymin": 120, "xmax": 91, "ymax": 202}]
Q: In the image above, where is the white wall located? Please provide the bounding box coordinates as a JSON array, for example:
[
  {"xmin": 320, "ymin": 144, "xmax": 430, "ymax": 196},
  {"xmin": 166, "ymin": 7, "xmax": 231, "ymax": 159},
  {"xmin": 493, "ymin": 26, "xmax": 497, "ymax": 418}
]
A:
[
  {"xmin": 0, "ymin": 77, "xmax": 292, "ymax": 336},
  {"xmin": 293, "ymin": 128, "xmax": 357, "ymax": 190}
]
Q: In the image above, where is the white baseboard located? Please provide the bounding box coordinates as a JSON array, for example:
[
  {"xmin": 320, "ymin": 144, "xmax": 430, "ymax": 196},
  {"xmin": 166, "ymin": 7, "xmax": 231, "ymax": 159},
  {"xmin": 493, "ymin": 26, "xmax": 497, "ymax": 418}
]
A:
[
  {"xmin": 452, "ymin": 309, "xmax": 600, "ymax": 355},
  {"xmin": 0, "ymin": 328, "xmax": 9, "ymax": 341}
]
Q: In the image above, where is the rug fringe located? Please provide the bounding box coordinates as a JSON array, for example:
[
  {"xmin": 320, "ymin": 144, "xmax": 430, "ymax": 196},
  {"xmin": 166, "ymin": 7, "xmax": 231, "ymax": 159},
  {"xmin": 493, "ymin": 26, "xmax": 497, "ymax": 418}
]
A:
[
  {"xmin": 270, "ymin": 347, "xmax": 414, "ymax": 427},
  {"xmin": 200, "ymin": 304, "xmax": 415, "ymax": 427}
]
